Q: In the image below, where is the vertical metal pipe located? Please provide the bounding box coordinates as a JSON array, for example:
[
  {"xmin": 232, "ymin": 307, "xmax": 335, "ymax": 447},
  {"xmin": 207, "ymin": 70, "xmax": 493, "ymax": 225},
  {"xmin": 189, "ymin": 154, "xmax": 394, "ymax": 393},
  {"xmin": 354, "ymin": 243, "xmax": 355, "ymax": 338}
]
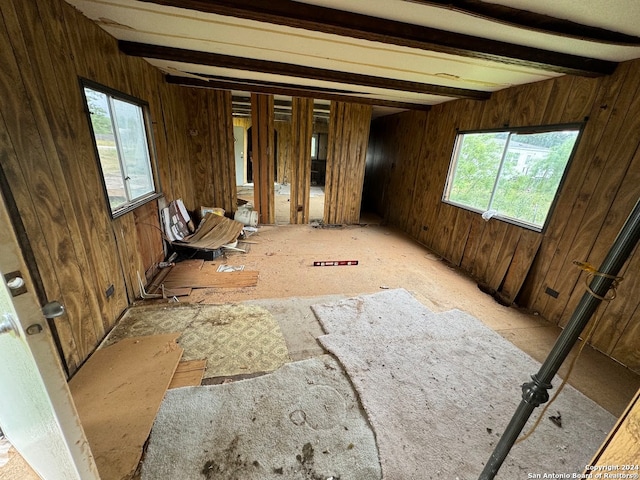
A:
[{"xmin": 479, "ymin": 197, "xmax": 640, "ymax": 480}]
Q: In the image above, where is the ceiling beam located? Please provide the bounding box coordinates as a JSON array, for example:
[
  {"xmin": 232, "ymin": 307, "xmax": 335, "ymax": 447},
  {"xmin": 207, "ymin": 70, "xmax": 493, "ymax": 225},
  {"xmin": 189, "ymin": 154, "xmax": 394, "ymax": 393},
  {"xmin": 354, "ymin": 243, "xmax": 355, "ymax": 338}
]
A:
[
  {"xmin": 120, "ymin": 41, "xmax": 490, "ymax": 100},
  {"xmin": 138, "ymin": 0, "xmax": 617, "ymax": 76},
  {"xmin": 407, "ymin": 0, "xmax": 640, "ymax": 46},
  {"xmin": 165, "ymin": 75, "xmax": 434, "ymax": 111}
]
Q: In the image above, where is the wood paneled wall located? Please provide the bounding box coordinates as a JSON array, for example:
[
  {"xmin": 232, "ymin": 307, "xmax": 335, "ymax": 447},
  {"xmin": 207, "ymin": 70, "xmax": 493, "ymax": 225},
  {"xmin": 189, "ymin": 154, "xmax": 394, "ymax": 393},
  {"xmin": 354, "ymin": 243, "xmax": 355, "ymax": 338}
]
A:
[
  {"xmin": 0, "ymin": 0, "xmax": 234, "ymax": 372},
  {"xmin": 367, "ymin": 60, "xmax": 640, "ymax": 372},
  {"xmin": 275, "ymin": 120, "xmax": 292, "ymax": 185},
  {"xmin": 251, "ymin": 94, "xmax": 276, "ymax": 224},
  {"xmin": 161, "ymin": 86, "xmax": 237, "ymax": 214},
  {"xmin": 324, "ymin": 102, "xmax": 372, "ymax": 224},
  {"xmin": 289, "ymin": 98, "xmax": 314, "ymax": 224}
]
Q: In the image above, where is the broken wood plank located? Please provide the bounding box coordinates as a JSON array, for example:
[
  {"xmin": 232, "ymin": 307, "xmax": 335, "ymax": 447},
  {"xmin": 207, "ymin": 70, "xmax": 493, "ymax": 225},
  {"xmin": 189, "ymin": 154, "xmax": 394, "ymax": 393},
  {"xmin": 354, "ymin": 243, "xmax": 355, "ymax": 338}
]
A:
[
  {"xmin": 168, "ymin": 359, "xmax": 207, "ymax": 389},
  {"xmin": 69, "ymin": 334, "xmax": 183, "ymax": 480},
  {"xmin": 162, "ymin": 270, "xmax": 259, "ymax": 289}
]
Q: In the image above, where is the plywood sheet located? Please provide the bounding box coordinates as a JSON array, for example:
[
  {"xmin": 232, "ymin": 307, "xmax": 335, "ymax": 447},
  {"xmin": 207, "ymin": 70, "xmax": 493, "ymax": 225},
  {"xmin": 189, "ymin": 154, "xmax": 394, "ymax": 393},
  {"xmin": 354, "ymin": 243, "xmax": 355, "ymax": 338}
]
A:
[
  {"xmin": 69, "ymin": 334, "xmax": 183, "ymax": 480},
  {"xmin": 168, "ymin": 360, "xmax": 207, "ymax": 389},
  {"xmin": 162, "ymin": 270, "xmax": 259, "ymax": 289}
]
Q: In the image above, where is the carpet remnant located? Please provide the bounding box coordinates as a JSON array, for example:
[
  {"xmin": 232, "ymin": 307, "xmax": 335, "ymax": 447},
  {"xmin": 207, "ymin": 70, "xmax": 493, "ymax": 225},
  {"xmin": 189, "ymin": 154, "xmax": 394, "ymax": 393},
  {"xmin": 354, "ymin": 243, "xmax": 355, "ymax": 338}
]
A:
[
  {"xmin": 102, "ymin": 303, "xmax": 290, "ymax": 378},
  {"xmin": 312, "ymin": 289, "xmax": 616, "ymax": 480},
  {"xmin": 141, "ymin": 356, "xmax": 381, "ymax": 480}
]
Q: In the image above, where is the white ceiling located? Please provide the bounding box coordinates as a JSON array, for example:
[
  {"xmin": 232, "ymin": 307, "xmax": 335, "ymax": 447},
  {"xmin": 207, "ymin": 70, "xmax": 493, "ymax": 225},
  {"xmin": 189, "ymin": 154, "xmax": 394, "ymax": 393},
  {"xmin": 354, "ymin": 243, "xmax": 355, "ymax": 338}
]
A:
[{"xmin": 65, "ymin": 0, "xmax": 640, "ymax": 117}]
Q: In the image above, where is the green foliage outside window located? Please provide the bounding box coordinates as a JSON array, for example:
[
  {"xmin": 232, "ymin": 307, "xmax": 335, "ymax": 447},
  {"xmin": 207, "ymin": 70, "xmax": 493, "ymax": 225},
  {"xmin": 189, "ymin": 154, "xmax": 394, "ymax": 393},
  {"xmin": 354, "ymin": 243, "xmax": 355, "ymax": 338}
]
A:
[{"xmin": 445, "ymin": 127, "xmax": 580, "ymax": 230}]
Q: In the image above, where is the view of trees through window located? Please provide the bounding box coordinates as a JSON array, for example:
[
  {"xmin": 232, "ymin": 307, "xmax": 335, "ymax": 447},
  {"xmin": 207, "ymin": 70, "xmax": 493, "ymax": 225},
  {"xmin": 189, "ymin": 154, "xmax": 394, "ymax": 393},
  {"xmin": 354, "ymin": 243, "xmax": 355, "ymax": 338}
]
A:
[
  {"xmin": 444, "ymin": 127, "xmax": 580, "ymax": 230},
  {"xmin": 83, "ymin": 85, "xmax": 156, "ymax": 215}
]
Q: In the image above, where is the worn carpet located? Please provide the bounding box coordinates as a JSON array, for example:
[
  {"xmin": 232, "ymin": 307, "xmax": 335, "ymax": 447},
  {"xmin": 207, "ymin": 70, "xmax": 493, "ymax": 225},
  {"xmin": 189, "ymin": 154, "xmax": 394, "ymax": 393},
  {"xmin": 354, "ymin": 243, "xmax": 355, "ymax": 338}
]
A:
[
  {"xmin": 141, "ymin": 356, "xmax": 382, "ymax": 480},
  {"xmin": 312, "ymin": 289, "xmax": 616, "ymax": 480},
  {"xmin": 102, "ymin": 303, "xmax": 289, "ymax": 378}
]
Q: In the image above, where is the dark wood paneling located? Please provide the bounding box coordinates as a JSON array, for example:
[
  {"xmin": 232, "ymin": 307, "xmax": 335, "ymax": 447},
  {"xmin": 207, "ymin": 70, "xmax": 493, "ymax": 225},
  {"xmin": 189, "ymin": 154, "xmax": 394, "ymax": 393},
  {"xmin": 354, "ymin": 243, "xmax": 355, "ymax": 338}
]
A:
[
  {"xmin": 0, "ymin": 0, "xmax": 219, "ymax": 371},
  {"xmin": 324, "ymin": 102, "xmax": 372, "ymax": 224},
  {"xmin": 289, "ymin": 98, "xmax": 314, "ymax": 224},
  {"xmin": 251, "ymin": 93, "xmax": 275, "ymax": 224},
  {"xmin": 368, "ymin": 59, "xmax": 640, "ymax": 372}
]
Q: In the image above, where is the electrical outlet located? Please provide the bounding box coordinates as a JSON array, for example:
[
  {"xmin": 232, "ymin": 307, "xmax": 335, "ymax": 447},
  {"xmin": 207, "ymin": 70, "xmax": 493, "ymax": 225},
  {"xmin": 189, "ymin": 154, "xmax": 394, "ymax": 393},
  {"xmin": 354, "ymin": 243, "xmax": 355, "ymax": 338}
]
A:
[{"xmin": 545, "ymin": 287, "xmax": 559, "ymax": 298}]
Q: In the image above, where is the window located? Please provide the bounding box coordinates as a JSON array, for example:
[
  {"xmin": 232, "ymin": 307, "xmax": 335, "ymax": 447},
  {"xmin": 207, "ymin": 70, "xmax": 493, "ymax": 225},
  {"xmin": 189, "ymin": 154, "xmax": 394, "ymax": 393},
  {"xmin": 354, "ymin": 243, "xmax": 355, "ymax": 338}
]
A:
[
  {"xmin": 82, "ymin": 81, "xmax": 158, "ymax": 217},
  {"xmin": 443, "ymin": 125, "xmax": 581, "ymax": 231}
]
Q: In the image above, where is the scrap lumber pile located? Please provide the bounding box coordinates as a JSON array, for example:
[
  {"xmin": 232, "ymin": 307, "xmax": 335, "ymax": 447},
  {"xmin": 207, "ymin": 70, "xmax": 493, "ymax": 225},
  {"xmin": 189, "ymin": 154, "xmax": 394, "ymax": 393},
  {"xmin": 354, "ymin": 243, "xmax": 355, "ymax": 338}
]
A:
[{"xmin": 161, "ymin": 199, "xmax": 245, "ymax": 252}]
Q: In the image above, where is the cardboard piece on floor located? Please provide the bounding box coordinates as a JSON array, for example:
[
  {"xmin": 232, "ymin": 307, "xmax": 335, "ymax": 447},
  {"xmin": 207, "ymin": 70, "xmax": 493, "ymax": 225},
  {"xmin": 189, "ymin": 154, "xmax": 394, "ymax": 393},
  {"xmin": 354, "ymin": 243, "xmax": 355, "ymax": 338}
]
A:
[
  {"xmin": 69, "ymin": 334, "xmax": 183, "ymax": 480},
  {"xmin": 168, "ymin": 360, "xmax": 207, "ymax": 389}
]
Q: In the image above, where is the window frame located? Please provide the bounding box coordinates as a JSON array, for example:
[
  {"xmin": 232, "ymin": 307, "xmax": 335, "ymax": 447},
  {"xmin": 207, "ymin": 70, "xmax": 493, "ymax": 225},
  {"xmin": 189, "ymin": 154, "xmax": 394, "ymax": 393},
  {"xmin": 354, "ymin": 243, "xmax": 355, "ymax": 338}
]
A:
[
  {"xmin": 80, "ymin": 78, "xmax": 162, "ymax": 219},
  {"xmin": 442, "ymin": 123, "xmax": 584, "ymax": 233}
]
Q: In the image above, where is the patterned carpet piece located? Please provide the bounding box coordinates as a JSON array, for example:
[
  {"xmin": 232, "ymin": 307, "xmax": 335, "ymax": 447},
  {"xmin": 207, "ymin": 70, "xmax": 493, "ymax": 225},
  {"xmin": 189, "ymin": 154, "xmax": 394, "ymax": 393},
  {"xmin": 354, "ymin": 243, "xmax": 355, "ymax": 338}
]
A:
[{"xmin": 102, "ymin": 303, "xmax": 290, "ymax": 378}]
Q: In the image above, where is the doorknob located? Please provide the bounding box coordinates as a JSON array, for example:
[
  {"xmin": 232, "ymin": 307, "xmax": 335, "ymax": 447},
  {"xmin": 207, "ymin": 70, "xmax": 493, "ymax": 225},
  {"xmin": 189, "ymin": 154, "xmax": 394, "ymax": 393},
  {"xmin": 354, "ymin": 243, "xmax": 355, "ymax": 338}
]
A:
[{"xmin": 0, "ymin": 313, "xmax": 17, "ymax": 335}]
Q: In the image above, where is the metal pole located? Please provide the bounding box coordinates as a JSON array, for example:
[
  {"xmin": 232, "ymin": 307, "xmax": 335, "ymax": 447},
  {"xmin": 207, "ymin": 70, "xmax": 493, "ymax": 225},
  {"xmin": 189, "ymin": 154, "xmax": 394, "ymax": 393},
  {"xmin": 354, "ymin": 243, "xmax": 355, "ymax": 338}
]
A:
[{"xmin": 479, "ymin": 197, "xmax": 640, "ymax": 480}]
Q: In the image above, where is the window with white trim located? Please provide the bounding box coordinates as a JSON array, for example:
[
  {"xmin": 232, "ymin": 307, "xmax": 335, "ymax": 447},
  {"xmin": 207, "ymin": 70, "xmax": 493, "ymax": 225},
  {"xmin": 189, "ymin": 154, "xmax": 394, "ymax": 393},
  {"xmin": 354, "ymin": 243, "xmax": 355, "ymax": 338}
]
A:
[
  {"xmin": 443, "ymin": 125, "xmax": 582, "ymax": 231},
  {"xmin": 82, "ymin": 81, "xmax": 158, "ymax": 217}
]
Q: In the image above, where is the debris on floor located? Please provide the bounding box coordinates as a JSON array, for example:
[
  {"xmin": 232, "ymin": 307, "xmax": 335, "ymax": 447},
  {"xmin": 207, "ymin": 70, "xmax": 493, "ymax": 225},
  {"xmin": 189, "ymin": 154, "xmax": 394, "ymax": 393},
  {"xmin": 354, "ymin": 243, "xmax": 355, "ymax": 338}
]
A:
[
  {"xmin": 217, "ymin": 265, "xmax": 245, "ymax": 272},
  {"xmin": 169, "ymin": 359, "xmax": 207, "ymax": 389},
  {"xmin": 162, "ymin": 260, "xmax": 259, "ymax": 289},
  {"xmin": 313, "ymin": 260, "xmax": 359, "ymax": 266}
]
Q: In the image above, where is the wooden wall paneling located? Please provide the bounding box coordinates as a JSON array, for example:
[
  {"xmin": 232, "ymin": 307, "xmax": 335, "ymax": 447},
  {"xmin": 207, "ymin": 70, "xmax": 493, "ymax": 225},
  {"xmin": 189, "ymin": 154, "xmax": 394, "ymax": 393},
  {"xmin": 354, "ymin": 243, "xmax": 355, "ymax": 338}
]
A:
[
  {"xmin": 61, "ymin": 1, "xmax": 130, "ymax": 94},
  {"xmin": 0, "ymin": 113, "xmax": 81, "ymax": 372},
  {"xmin": 508, "ymin": 79, "xmax": 554, "ymax": 127},
  {"xmin": 472, "ymin": 219, "xmax": 508, "ymax": 283},
  {"xmin": 543, "ymin": 62, "xmax": 640, "ymax": 326},
  {"xmin": 155, "ymin": 82, "xmax": 177, "ymax": 201},
  {"xmin": 186, "ymin": 88, "xmax": 215, "ymax": 209},
  {"xmin": 459, "ymin": 214, "xmax": 487, "ymax": 275},
  {"xmin": 290, "ymin": 97, "xmax": 313, "ymax": 224},
  {"xmin": 588, "ymin": 149, "xmax": 640, "ymax": 355},
  {"xmin": 0, "ymin": 5, "xmax": 97, "ymax": 369},
  {"xmin": 559, "ymin": 75, "xmax": 601, "ymax": 123},
  {"xmin": 324, "ymin": 102, "xmax": 371, "ymax": 224},
  {"xmin": 251, "ymin": 93, "xmax": 275, "ymax": 224},
  {"xmin": 134, "ymin": 200, "xmax": 164, "ymax": 281},
  {"xmin": 424, "ymin": 106, "xmax": 465, "ymax": 252},
  {"xmin": 375, "ymin": 115, "xmax": 403, "ymax": 223},
  {"xmin": 209, "ymin": 90, "xmax": 237, "ymax": 214},
  {"xmin": 447, "ymin": 208, "xmax": 474, "ymax": 266},
  {"xmin": 396, "ymin": 111, "xmax": 428, "ymax": 236},
  {"xmin": 112, "ymin": 214, "xmax": 139, "ymax": 302},
  {"xmin": 485, "ymin": 225, "xmax": 522, "ymax": 291},
  {"xmin": 275, "ymin": 119, "xmax": 292, "ymax": 186},
  {"xmin": 611, "ymin": 306, "xmax": 640, "ymax": 372},
  {"xmin": 18, "ymin": 0, "xmax": 128, "ymax": 332},
  {"xmin": 500, "ymin": 229, "xmax": 543, "ymax": 304},
  {"xmin": 161, "ymin": 84, "xmax": 197, "ymax": 211},
  {"xmin": 541, "ymin": 75, "xmax": 575, "ymax": 124},
  {"xmin": 524, "ymin": 63, "xmax": 632, "ymax": 316},
  {"xmin": 566, "ymin": 149, "xmax": 640, "ymax": 359},
  {"xmin": 348, "ymin": 104, "xmax": 373, "ymax": 223}
]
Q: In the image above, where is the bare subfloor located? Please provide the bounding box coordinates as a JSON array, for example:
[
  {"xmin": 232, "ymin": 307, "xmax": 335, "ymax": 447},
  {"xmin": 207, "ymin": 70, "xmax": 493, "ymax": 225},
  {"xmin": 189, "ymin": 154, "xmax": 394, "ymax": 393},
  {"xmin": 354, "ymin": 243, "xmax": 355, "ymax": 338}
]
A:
[{"xmin": 187, "ymin": 217, "xmax": 639, "ymax": 418}]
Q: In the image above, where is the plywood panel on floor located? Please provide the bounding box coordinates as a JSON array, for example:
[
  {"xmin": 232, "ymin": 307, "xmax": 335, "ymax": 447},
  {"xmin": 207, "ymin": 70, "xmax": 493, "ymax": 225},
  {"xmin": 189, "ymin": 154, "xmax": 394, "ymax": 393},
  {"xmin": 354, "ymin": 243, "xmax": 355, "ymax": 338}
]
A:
[{"xmin": 69, "ymin": 334, "xmax": 183, "ymax": 480}]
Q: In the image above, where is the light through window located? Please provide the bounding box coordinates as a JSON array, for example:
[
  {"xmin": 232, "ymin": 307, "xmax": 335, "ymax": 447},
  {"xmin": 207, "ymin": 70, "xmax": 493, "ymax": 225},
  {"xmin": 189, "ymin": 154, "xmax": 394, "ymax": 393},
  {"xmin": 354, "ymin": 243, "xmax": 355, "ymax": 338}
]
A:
[
  {"xmin": 83, "ymin": 83, "xmax": 157, "ymax": 216},
  {"xmin": 443, "ymin": 126, "xmax": 581, "ymax": 230}
]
